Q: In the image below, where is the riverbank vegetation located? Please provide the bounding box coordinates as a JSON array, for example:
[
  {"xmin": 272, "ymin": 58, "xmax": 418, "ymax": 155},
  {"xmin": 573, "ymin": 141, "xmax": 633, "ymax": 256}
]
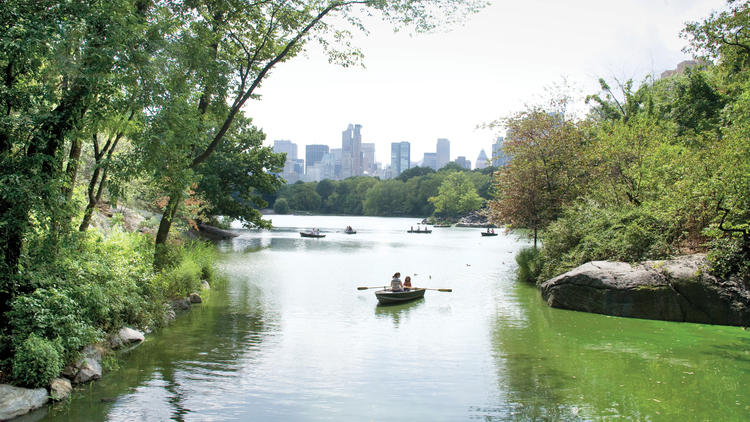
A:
[
  {"xmin": 270, "ymin": 166, "xmax": 493, "ymax": 218},
  {"xmin": 0, "ymin": 0, "xmax": 486, "ymax": 389},
  {"xmin": 492, "ymin": 1, "xmax": 749, "ymax": 285}
]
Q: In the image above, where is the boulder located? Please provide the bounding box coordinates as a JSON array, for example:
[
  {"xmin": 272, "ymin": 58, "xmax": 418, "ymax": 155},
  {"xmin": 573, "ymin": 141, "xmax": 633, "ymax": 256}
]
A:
[
  {"xmin": 109, "ymin": 327, "xmax": 145, "ymax": 349},
  {"xmin": 540, "ymin": 254, "xmax": 750, "ymax": 326},
  {"xmin": 189, "ymin": 293, "xmax": 202, "ymax": 304},
  {"xmin": 170, "ymin": 298, "xmax": 191, "ymax": 312},
  {"xmin": 49, "ymin": 378, "xmax": 72, "ymax": 402},
  {"xmin": 73, "ymin": 358, "xmax": 102, "ymax": 384},
  {"xmin": 0, "ymin": 384, "xmax": 48, "ymax": 420}
]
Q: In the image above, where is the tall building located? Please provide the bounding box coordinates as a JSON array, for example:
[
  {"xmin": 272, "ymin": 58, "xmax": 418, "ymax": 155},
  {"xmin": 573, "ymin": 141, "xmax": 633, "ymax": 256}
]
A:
[
  {"xmin": 305, "ymin": 144, "xmax": 329, "ymax": 175},
  {"xmin": 455, "ymin": 156, "xmax": 471, "ymax": 170},
  {"xmin": 274, "ymin": 140, "xmax": 300, "ymax": 183},
  {"xmin": 476, "ymin": 149, "xmax": 489, "ymax": 169},
  {"xmin": 422, "ymin": 152, "xmax": 437, "ymax": 170},
  {"xmin": 362, "ymin": 143, "xmax": 376, "ymax": 175},
  {"xmin": 273, "ymin": 140, "xmax": 297, "ymax": 161},
  {"xmin": 390, "ymin": 141, "xmax": 410, "ymax": 177},
  {"xmin": 341, "ymin": 124, "xmax": 363, "ymax": 178},
  {"xmin": 492, "ymin": 136, "xmax": 510, "ymax": 167},
  {"xmin": 436, "ymin": 138, "xmax": 450, "ymax": 169},
  {"xmin": 330, "ymin": 148, "xmax": 343, "ymax": 179}
]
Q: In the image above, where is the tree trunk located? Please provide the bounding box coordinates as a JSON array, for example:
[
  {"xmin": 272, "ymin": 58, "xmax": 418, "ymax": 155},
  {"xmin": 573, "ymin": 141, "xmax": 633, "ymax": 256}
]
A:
[
  {"xmin": 533, "ymin": 226, "xmax": 538, "ymax": 249},
  {"xmin": 154, "ymin": 191, "xmax": 182, "ymax": 269},
  {"xmin": 63, "ymin": 136, "xmax": 83, "ymax": 200}
]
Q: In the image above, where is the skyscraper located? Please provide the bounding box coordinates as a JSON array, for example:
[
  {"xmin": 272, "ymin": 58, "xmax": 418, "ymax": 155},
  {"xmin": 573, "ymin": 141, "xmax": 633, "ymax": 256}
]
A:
[
  {"xmin": 362, "ymin": 143, "xmax": 376, "ymax": 175},
  {"xmin": 341, "ymin": 124, "xmax": 363, "ymax": 178},
  {"xmin": 422, "ymin": 152, "xmax": 437, "ymax": 170},
  {"xmin": 436, "ymin": 138, "xmax": 450, "ymax": 169},
  {"xmin": 273, "ymin": 140, "xmax": 297, "ymax": 161},
  {"xmin": 492, "ymin": 136, "xmax": 510, "ymax": 167},
  {"xmin": 390, "ymin": 141, "xmax": 410, "ymax": 176},
  {"xmin": 455, "ymin": 156, "xmax": 471, "ymax": 170},
  {"xmin": 305, "ymin": 144, "xmax": 329, "ymax": 175},
  {"xmin": 476, "ymin": 149, "xmax": 489, "ymax": 169}
]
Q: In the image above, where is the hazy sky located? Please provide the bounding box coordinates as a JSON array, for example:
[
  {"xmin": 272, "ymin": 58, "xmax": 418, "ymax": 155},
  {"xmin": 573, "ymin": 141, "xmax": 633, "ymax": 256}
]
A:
[{"xmin": 243, "ymin": 0, "xmax": 725, "ymax": 167}]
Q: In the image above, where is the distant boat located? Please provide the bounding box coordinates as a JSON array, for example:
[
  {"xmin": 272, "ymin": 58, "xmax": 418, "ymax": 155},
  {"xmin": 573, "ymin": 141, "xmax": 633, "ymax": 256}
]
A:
[
  {"xmin": 375, "ymin": 288, "xmax": 426, "ymax": 305},
  {"xmin": 344, "ymin": 227, "xmax": 357, "ymax": 234},
  {"xmin": 481, "ymin": 232, "xmax": 498, "ymax": 237},
  {"xmin": 300, "ymin": 231, "xmax": 325, "ymax": 238},
  {"xmin": 407, "ymin": 228, "xmax": 432, "ymax": 233}
]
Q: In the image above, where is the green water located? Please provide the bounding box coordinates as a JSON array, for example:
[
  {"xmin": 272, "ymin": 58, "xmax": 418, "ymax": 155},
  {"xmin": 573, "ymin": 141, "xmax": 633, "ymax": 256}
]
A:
[{"xmin": 31, "ymin": 215, "xmax": 750, "ymax": 421}]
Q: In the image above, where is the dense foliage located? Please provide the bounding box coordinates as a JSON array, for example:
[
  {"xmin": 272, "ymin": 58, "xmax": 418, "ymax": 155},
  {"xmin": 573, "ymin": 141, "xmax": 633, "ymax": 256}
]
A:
[
  {"xmin": 271, "ymin": 167, "xmax": 492, "ymax": 218},
  {"xmin": 0, "ymin": 0, "xmax": 486, "ymax": 386},
  {"xmin": 490, "ymin": 1, "xmax": 750, "ymax": 284}
]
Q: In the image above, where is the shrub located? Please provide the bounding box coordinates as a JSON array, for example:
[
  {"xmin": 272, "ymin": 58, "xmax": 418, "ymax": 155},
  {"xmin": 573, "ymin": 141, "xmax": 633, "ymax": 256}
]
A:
[
  {"xmin": 273, "ymin": 197, "xmax": 290, "ymax": 214},
  {"xmin": 540, "ymin": 202, "xmax": 675, "ymax": 280},
  {"xmin": 707, "ymin": 237, "xmax": 750, "ymax": 285},
  {"xmin": 12, "ymin": 334, "xmax": 63, "ymax": 388},
  {"xmin": 516, "ymin": 247, "xmax": 543, "ymax": 284}
]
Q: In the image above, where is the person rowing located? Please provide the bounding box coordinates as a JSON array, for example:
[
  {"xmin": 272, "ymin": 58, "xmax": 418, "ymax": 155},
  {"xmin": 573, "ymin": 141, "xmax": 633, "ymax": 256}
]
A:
[{"xmin": 391, "ymin": 272, "xmax": 404, "ymax": 292}]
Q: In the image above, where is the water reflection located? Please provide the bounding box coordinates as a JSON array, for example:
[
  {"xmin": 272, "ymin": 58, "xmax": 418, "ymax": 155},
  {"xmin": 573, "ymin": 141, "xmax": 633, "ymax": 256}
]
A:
[{"xmin": 374, "ymin": 299, "xmax": 425, "ymax": 327}]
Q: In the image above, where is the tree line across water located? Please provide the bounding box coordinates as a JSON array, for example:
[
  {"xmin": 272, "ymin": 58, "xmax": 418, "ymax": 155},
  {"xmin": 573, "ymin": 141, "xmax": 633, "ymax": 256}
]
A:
[{"xmin": 270, "ymin": 165, "xmax": 493, "ymax": 219}]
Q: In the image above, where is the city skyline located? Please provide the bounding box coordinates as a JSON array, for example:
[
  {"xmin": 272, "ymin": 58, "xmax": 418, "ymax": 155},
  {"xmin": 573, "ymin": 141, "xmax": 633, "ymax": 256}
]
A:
[{"xmin": 245, "ymin": 1, "xmax": 721, "ymax": 165}]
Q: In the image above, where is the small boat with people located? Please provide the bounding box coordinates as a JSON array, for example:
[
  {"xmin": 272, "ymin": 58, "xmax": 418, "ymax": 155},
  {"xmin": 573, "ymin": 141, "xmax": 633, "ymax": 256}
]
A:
[
  {"xmin": 481, "ymin": 228, "xmax": 498, "ymax": 236},
  {"xmin": 374, "ymin": 288, "xmax": 426, "ymax": 305},
  {"xmin": 300, "ymin": 229, "xmax": 325, "ymax": 238},
  {"xmin": 407, "ymin": 225, "xmax": 432, "ymax": 233},
  {"xmin": 344, "ymin": 225, "xmax": 357, "ymax": 234}
]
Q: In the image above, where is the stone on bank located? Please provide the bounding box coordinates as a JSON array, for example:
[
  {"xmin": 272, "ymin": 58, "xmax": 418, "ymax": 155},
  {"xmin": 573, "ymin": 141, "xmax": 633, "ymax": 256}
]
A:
[
  {"xmin": 0, "ymin": 385, "xmax": 48, "ymax": 421},
  {"xmin": 540, "ymin": 254, "xmax": 750, "ymax": 326}
]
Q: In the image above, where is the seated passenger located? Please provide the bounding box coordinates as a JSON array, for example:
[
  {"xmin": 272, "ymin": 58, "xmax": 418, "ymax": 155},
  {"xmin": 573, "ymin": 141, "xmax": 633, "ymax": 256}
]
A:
[
  {"xmin": 391, "ymin": 272, "xmax": 403, "ymax": 292},
  {"xmin": 403, "ymin": 276, "xmax": 412, "ymax": 291}
]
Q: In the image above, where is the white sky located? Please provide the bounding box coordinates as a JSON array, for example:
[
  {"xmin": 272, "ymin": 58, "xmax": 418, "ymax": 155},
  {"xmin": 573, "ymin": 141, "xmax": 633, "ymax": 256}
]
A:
[{"xmin": 244, "ymin": 0, "xmax": 725, "ymax": 167}]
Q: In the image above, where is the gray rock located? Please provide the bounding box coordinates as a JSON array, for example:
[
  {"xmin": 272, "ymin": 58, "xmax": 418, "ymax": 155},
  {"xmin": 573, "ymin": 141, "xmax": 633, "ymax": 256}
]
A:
[
  {"xmin": 109, "ymin": 327, "xmax": 145, "ymax": 349},
  {"xmin": 201, "ymin": 280, "xmax": 210, "ymax": 290},
  {"xmin": 170, "ymin": 298, "xmax": 191, "ymax": 311},
  {"xmin": 189, "ymin": 293, "xmax": 202, "ymax": 304},
  {"xmin": 49, "ymin": 378, "xmax": 72, "ymax": 402},
  {"xmin": 61, "ymin": 365, "xmax": 77, "ymax": 380},
  {"xmin": 540, "ymin": 254, "xmax": 750, "ymax": 326},
  {"xmin": 0, "ymin": 384, "xmax": 48, "ymax": 420},
  {"xmin": 73, "ymin": 358, "xmax": 101, "ymax": 384}
]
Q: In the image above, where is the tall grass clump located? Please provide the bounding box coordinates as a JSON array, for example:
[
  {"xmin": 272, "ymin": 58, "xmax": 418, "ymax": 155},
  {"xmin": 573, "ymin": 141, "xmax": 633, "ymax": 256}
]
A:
[{"xmin": 516, "ymin": 247, "xmax": 543, "ymax": 284}]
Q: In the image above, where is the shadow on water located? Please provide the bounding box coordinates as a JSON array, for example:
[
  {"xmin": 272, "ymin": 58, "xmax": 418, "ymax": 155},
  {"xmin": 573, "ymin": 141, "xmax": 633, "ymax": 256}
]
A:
[
  {"xmin": 37, "ymin": 279, "xmax": 276, "ymax": 421},
  {"xmin": 374, "ymin": 299, "xmax": 425, "ymax": 328}
]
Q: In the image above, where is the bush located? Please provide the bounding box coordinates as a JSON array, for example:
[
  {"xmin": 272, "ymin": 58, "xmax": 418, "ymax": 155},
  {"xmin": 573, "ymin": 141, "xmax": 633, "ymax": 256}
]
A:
[
  {"xmin": 273, "ymin": 197, "xmax": 290, "ymax": 214},
  {"xmin": 516, "ymin": 247, "xmax": 543, "ymax": 284},
  {"xmin": 707, "ymin": 237, "xmax": 750, "ymax": 285},
  {"xmin": 12, "ymin": 334, "xmax": 63, "ymax": 388},
  {"xmin": 540, "ymin": 202, "xmax": 675, "ymax": 280}
]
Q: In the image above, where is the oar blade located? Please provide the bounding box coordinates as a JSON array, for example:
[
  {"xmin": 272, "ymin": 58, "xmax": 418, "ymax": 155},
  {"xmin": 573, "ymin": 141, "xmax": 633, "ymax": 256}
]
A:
[
  {"xmin": 357, "ymin": 286, "xmax": 369, "ymax": 290},
  {"xmin": 438, "ymin": 288, "xmax": 452, "ymax": 292}
]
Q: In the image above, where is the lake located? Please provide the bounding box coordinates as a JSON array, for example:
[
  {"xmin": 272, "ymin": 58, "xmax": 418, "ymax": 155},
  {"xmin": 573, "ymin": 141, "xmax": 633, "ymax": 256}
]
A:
[{"xmin": 33, "ymin": 215, "xmax": 750, "ymax": 421}]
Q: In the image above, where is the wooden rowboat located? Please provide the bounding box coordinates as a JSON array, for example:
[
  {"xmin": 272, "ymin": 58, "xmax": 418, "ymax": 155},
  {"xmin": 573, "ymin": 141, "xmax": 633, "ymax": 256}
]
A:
[
  {"xmin": 407, "ymin": 229, "xmax": 432, "ymax": 233},
  {"xmin": 344, "ymin": 229, "xmax": 357, "ymax": 234},
  {"xmin": 481, "ymin": 232, "xmax": 498, "ymax": 236},
  {"xmin": 375, "ymin": 288, "xmax": 426, "ymax": 305},
  {"xmin": 300, "ymin": 232, "xmax": 326, "ymax": 238}
]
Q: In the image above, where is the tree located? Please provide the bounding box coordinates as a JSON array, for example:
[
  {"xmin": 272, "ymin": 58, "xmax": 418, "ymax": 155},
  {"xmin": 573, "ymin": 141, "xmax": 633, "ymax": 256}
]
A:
[
  {"xmin": 429, "ymin": 172, "xmax": 484, "ymax": 219},
  {"xmin": 488, "ymin": 98, "xmax": 588, "ymax": 247},
  {"xmin": 682, "ymin": 0, "xmax": 750, "ymax": 73},
  {"xmin": 142, "ymin": 0, "xmax": 487, "ymax": 265},
  {"xmin": 396, "ymin": 166, "xmax": 435, "ymax": 181}
]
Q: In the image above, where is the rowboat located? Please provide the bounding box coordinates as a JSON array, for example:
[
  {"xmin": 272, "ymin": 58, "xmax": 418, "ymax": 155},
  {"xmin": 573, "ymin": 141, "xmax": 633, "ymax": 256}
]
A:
[
  {"xmin": 345, "ymin": 230, "xmax": 357, "ymax": 234},
  {"xmin": 407, "ymin": 229, "xmax": 432, "ymax": 233},
  {"xmin": 375, "ymin": 288, "xmax": 426, "ymax": 305},
  {"xmin": 481, "ymin": 232, "xmax": 498, "ymax": 236},
  {"xmin": 300, "ymin": 232, "xmax": 325, "ymax": 238}
]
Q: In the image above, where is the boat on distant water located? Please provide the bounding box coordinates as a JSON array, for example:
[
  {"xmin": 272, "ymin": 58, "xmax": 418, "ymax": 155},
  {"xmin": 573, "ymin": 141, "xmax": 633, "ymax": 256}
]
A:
[
  {"xmin": 300, "ymin": 231, "xmax": 325, "ymax": 238},
  {"xmin": 344, "ymin": 226, "xmax": 357, "ymax": 234},
  {"xmin": 407, "ymin": 228, "xmax": 432, "ymax": 233},
  {"xmin": 481, "ymin": 232, "xmax": 498, "ymax": 237},
  {"xmin": 375, "ymin": 288, "xmax": 426, "ymax": 305}
]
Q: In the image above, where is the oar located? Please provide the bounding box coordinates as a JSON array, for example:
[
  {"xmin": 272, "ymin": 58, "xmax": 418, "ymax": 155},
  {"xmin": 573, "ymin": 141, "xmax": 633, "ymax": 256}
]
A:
[
  {"xmin": 357, "ymin": 286, "xmax": 387, "ymax": 290},
  {"xmin": 417, "ymin": 288, "xmax": 452, "ymax": 292}
]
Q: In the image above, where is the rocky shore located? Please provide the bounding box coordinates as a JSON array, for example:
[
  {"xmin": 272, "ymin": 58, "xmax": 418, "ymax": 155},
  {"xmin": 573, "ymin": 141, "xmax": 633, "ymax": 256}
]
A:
[
  {"xmin": 0, "ymin": 286, "xmax": 210, "ymax": 421},
  {"xmin": 540, "ymin": 254, "xmax": 750, "ymax": 326}
]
